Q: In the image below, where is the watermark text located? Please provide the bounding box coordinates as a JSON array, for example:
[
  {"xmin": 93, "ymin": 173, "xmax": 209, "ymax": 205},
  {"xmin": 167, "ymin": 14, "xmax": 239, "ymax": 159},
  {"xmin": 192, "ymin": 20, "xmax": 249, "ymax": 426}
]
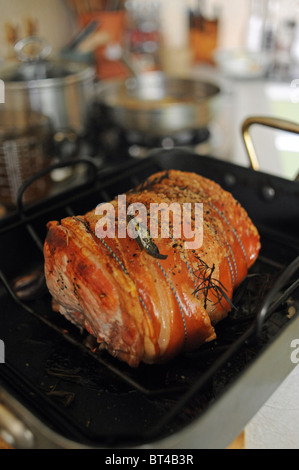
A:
[
  {"xmin": 290, "ymin": 339, "xmax": 299, "ymax": 364},
  {"xmin": 0, "ymin": 79, "xmax": 4, "ymax": 103},
  {"xmin": 0, "ymin": 340, "xmax": 5, "ymax": 364},
  {"xmin": 290, "ymin": 78, "xmax": 299, "ymax": 104},
  {"xmin": 95, "ymin": 196, "xmax": 203, "ymax": 250}
]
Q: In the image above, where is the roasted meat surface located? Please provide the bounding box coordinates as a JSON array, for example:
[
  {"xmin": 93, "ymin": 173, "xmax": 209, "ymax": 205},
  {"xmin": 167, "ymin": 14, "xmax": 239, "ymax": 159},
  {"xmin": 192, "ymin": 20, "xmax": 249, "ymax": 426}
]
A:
[{"xmin": 44, "ymin": 170, "xmax": 261, "ymax": 366}]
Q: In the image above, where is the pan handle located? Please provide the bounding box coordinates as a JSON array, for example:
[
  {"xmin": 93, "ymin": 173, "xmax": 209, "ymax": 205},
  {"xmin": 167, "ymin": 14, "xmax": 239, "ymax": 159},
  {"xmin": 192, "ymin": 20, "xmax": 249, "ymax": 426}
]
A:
[{"xmin": 241, "ymin": 116, "xmax": 299, "ymax": 174}]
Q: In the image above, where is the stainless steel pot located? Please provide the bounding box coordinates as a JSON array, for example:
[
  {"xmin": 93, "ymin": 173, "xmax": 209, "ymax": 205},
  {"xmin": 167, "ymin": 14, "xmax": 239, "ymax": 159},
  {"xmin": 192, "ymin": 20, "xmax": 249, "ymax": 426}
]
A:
[
  {"xmin": 95, "ymin": 71, "xmax": 220, "ymax": 136},
  {"xmin": 0, "ymin": 37, "xmax": 96, "ymax": 137}
]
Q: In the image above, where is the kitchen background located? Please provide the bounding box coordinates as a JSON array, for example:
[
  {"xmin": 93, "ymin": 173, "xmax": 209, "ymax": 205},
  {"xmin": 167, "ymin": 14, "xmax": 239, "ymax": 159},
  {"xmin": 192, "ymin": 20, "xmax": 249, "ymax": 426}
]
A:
[
  {"xmin": 1, "ymin": 0, "xmax": 299, "ymax": 179},
  {"xmin": 0, "ymin": 0, "xmax": 299, "ymax": 449}
]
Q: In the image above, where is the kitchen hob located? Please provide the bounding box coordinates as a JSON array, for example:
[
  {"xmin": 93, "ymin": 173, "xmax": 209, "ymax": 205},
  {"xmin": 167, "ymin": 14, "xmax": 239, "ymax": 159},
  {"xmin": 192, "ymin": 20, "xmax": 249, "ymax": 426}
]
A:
[{"xmin": 87, "ymin": 102, "xmax": 213, "ymax": 169}]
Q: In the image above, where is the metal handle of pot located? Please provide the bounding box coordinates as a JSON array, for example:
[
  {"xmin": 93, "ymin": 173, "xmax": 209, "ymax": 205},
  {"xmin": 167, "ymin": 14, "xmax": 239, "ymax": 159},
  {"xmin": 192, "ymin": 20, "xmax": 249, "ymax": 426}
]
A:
[
  {"xmin": 14, "ymin": 36, "xmax": 52, "ymax": 62},
  {"xmin": 16, "ymin": 157, "xmax": 99, "ymax": 215},
  {"xmin": 242, "ymin": 116, "xmax": 299, "ymax": 174}
]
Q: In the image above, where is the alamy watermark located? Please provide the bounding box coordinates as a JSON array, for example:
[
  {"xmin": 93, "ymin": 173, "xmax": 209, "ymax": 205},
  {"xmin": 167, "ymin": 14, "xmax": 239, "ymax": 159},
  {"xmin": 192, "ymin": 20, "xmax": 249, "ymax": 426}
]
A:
[
  {"xmin": 0, "ymin": 340, "xmax": 5, "ymax": 364},
  {"xmin": 290, "ymin": 339, "xmax": 299, "ymax": 364},
  {"xmin": 0, "ymin": 79, "xmax": 4, "ymax": 103},
  {"xmin": 290, "ymin": 78, "xmax": 299, "ymax": 104},
  {"xmin": 95, "ymin": 195, "xmax": 203, "ymax": 250}
]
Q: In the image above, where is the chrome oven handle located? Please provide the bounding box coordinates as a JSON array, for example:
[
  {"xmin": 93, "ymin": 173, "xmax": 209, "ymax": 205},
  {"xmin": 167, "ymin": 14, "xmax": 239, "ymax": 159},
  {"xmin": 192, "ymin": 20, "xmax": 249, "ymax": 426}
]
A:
[{"xmin": 242, "ymin": 116, "xmax": 299, "ymax": 176}]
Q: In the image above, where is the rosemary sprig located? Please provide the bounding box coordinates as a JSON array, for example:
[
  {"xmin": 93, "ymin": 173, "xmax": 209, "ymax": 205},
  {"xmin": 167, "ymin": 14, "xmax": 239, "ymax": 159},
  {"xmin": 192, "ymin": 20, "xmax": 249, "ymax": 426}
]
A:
[{"xmin": 192, "ymin": 255, "xmax": 237, "ymax": 312}]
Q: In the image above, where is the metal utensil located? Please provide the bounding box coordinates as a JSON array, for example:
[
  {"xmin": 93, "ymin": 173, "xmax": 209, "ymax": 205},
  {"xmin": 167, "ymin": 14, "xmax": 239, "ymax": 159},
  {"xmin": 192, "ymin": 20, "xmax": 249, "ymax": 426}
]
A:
[
  {"xmin": 242, "ymin": 115, "xmax": 299, "ymax": 172},
  {"xmin": 65, "ymin": 19, "xmax": 99, "ymax": 51},
  {"xmin": 0, "ymin": 109, "xmax": 53, "ymax": 207}
]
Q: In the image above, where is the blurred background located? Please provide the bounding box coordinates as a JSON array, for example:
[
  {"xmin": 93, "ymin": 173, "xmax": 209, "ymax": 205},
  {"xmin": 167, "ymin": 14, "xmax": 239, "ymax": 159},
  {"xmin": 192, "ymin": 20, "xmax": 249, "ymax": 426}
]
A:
[
  {"xmin": 0, "ymin": 0, "xmax": 299, "ymax": 450},
  {"xmin": 1, "ymin": 0, "xmax": 299, "ymax": 75},
  {"xmin": 0, "ymin": 0, "xmax": 299, "ymax": 169},
  {"xmin": 1, "ymin": 0, "xmax": 299, "ymax": 230}
]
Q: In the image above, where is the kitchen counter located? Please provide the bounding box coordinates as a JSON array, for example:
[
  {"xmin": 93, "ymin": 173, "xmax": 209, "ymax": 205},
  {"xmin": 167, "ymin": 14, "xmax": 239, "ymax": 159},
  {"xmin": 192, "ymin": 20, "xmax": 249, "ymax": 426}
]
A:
[
  {"xmin": 245, "ymin": 365, "xmax": 299, "ymax": 449},
  {"xmin": 0, "ymin": 435, "xmax": 12, "ymax": 449}
]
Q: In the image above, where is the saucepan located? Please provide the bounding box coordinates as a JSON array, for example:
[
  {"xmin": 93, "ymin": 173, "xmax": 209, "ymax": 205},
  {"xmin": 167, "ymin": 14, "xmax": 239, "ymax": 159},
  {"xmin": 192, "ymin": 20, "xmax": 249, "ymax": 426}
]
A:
[
  {"xmin": 0, "ymin": 36, "xmax": 96, "ymax": 138},
  {"xmin": 95, "ymin": 71, "xmax": 220, "ymax": 136}
]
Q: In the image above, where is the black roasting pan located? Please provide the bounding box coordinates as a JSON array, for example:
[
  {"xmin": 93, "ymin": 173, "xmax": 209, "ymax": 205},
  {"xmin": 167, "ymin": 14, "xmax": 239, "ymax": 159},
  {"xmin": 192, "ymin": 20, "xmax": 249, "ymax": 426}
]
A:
[{"xmin": 0, "ymin": 137, "xmax": 298, "ymax": 449}]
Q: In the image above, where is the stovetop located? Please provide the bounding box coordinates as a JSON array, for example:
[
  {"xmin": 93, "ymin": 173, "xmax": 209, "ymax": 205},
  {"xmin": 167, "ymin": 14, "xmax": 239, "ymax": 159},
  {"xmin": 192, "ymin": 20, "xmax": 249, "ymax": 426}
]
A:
[{"xmin": 87, "ymin": 103, "xmax": 212, "ymax": 165}]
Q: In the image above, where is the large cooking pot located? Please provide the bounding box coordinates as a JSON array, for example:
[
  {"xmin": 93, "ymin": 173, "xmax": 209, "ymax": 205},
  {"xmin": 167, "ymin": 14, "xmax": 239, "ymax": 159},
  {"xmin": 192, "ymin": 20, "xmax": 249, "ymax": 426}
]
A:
[
  {"xmin": 95, "ymin": 71, "xmax": 220, "ymax": 136},
  {"xmin": 0, "ymin": 37, "xmax": 96, "ymax": 137}
]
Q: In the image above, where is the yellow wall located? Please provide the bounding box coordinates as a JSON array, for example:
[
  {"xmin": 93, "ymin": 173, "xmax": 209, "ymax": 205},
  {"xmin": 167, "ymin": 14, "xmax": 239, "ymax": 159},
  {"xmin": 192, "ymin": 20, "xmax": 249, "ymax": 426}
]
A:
[{"xmin": 0, "ymin": 0, "xmax": 77, "ymax": 60}]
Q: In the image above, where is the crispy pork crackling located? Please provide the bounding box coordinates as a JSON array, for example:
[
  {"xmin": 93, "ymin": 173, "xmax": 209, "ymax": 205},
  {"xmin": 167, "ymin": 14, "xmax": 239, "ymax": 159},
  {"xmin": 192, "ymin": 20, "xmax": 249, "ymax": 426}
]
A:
[{"xmin": 44, "ymin": 170, "xmax": 261, "ymax": 367}]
